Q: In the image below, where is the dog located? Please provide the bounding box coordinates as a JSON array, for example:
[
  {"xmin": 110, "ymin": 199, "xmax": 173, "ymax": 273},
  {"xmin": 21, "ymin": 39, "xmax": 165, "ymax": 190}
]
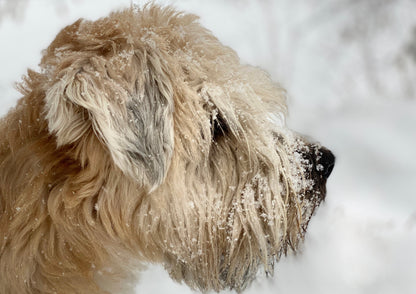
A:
[{"xmin": 0, "ymin": 4, "xmax": 335, "ymax": 294}]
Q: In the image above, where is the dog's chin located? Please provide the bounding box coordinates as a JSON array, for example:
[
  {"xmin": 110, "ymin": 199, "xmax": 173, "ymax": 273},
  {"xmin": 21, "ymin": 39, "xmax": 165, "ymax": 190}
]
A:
[{"xmin": 163, "ymin": 251, "xmax": 262, "ymax": 292}]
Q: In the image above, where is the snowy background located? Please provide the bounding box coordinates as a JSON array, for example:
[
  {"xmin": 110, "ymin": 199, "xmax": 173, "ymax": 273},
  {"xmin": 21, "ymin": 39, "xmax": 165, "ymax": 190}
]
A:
[{"xmin": 1, "ymin": 0, "xmax": 416, "ymax": 293}]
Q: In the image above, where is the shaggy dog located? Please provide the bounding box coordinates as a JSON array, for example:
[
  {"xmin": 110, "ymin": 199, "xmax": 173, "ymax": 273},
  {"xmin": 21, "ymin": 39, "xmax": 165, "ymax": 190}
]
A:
[{"xmin": 0, "ymin": 5, "xmax": 334, "ymax": 294}]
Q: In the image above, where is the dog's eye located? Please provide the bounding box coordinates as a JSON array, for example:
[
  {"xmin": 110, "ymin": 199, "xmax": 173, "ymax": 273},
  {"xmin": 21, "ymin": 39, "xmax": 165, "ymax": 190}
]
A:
[{"xmin": 211, "ymin": 112, "xmax": 229, "ymax": 141}]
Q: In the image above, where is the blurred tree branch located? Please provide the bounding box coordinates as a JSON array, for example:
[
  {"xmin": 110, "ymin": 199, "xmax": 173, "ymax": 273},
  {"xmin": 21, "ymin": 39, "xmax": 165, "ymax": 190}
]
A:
[
  {"xmin": 0, "ymin": 0, "xmax": 69, "ymax": 24},
  {"xmin": 405, "ymin": 27, "xmax": 416, "ymax": 63},
  {"xmin": 293, "ymin": 0, "xmax": 415, "ymax": 100},
  {"xmin": 0, "ymin": 0, "xmax": 29, "ymax": 22}
]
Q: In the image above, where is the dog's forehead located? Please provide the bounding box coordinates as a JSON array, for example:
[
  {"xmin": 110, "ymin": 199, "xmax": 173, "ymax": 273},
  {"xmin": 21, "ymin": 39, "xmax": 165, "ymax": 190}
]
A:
[
  {"xmin": 42, "ymin": 10, "xmax": 201, "ymax": 75},
  {"xmin": 42, "ymin": 8, "xmax": 287, "ymax": 132},
  {"xmin": 47, "ymin": 9, "xmax": 200, "ymax": 51}
]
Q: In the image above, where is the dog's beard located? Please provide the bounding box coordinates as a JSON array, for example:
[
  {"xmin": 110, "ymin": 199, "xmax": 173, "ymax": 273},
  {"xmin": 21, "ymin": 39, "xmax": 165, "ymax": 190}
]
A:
[{"xmin": 152, "ymin": 130, "xmax": 328, "ymax": 292}]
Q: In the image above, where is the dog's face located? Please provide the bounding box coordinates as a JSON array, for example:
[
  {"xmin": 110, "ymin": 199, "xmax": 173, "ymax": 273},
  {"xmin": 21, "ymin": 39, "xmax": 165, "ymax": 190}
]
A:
[{"xmin": 1, "ymin": 6, "xmax": 334, "ymax": 293}]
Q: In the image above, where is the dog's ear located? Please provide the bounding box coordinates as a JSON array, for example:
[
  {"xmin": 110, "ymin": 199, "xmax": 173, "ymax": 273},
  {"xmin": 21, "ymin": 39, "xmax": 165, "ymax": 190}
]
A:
[{"xmin": 44, "ymin": 52, "xmax": 175, "ymax": 190}]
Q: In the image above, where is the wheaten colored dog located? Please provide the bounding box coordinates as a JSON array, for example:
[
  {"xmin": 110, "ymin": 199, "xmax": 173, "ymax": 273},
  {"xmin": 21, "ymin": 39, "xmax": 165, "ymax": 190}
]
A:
[{"xmin": 0, "ymin": 5, "xmax": 334, "ymax": 294}]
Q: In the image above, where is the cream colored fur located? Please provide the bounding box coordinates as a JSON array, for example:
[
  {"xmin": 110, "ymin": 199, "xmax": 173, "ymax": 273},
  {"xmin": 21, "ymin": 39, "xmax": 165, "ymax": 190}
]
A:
[{"xmin": 0, "ymin": 5, "xmax": 333, "ymax": 294}]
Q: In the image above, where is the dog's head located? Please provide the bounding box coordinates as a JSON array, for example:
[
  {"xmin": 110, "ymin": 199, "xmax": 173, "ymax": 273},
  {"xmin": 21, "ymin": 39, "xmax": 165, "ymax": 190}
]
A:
[{"xmin": 35, "ymin": 5, "xmax": 334, "ymax": 292}]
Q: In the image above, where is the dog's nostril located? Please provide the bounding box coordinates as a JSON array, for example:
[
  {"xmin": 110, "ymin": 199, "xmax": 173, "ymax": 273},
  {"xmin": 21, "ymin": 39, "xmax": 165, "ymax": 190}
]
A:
[{"xmin": 317, "ymin": 148, "xmax": 335, "ymax": 179}]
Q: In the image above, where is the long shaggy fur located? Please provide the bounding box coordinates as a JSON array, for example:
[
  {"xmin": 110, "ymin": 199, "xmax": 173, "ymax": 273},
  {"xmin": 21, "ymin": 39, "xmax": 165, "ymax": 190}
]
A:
[{"xmin": 0, "ymin": 5, "xmax": 334, "ymax": 294}]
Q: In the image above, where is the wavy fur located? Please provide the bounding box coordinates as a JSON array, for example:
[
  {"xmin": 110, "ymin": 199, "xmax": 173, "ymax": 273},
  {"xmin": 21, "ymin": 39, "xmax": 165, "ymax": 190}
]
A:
[{"xmin": 0, "ymin": 5, "xmax": 334, "ymax": 294}]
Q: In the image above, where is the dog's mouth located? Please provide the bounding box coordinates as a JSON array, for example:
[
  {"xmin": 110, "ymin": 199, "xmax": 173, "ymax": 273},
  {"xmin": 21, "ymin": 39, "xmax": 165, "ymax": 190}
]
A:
[{"xmin": 274, "ymin": 131, "xmax": 335, "ymax": 235}]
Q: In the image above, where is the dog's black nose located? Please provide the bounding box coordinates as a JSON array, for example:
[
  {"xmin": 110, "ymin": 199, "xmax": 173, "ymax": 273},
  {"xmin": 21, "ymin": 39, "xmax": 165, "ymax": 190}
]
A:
[{"xmin": 317, "ymin": 148, "xmax": 335, "ymax": 179}]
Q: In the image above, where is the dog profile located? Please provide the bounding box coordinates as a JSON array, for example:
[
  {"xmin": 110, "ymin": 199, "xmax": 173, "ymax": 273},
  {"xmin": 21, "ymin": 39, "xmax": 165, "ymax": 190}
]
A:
[{"xmin": 0, "ymin": 5, "xmax": 334, "ymax": 294}]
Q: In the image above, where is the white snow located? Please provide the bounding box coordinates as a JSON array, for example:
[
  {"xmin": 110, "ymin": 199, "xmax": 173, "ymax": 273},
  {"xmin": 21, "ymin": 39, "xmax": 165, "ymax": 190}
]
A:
[{"xmin": 1, "ymin": 1, "xmax": 415, "ymax": 294}]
